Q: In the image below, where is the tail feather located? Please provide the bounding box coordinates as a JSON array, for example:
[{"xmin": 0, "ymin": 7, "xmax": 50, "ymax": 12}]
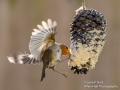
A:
[
  {"xmin": 7, "ymin": 53, "xmax": 40, "ymax": 65},
  {"xmin": 40, "ymin": 65, "xmax": 46, "ymax": 82}
]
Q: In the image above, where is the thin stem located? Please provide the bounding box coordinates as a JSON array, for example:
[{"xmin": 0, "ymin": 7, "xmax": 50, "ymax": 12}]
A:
[
  {"xmin": 82, "ymin": 0, "xmax": 85, "ymax": 10},
  {"xmin": 59, "ymin": 55, "xmax": 70, "ymax": 63}
]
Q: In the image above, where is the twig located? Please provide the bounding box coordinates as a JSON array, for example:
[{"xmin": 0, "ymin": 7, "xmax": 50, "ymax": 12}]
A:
[{"xmin": 82, "ymin": 0, "xmax": 86, "ymax": 10}]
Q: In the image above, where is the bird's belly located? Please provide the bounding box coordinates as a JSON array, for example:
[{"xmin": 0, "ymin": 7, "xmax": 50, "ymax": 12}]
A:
[{"xmin": 48, "ymin": 60, "xmax": 60, "ymax": 68}]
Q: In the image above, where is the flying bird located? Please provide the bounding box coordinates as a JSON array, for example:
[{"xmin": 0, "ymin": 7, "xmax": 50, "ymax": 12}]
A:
[{"xmin": 7, "ymin": 19, "xmax": 70, "ymax": 82}]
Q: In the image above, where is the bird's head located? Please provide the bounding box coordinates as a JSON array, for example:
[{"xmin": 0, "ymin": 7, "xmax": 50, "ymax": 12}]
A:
[{"xmin": 60, "ymin": 44, "xmax": 70, "ymax": 56}]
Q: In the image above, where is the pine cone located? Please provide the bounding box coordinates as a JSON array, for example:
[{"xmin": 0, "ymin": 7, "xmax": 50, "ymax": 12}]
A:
[{"xmin": 68, "ymin": 8, "xmax": 107, "ymax": 74}]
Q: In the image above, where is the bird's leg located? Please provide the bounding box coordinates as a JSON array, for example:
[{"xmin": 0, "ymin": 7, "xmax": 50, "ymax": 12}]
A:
[
  {"xmin": 60, "ymin": 55, "xmax": 70, "ymax": 63},
  {"xmin": 60, "ymin": 57, "xmax": 69, "ymax": 63},
  {"xmin": 52, "ymin": 68, "xmax": 68, "ymax": 78}
]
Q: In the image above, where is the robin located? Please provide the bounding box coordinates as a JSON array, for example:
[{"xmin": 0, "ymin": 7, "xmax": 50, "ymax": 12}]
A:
[{"xmin": 7, "ymin": 19, "xmax": 70, "ymax": 82}]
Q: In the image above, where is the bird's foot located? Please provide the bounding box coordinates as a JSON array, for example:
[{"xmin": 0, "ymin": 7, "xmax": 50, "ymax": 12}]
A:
[{"xmin": 62, "ymin": 72, "xmax": 68, "ymax": 78}]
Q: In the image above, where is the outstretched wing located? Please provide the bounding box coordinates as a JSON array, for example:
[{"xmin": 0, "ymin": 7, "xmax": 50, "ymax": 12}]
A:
[
  {"xmin": 29, "ymin": 19, "xmax": 57, "ymax": 60},
  {"xmin": 7, "ymin": 53, "xmax": 40, "ymax": 65}
]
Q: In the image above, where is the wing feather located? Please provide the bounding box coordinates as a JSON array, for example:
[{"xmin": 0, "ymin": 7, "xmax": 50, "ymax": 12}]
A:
[
  {"xmin": 29, "ymin": 19, "xmax": 57, "ymax": 60},
  {"xmin": 7, "ymin": 53, "xmax": 40, "ymax": 65},
  {"xmin": 48, "ymin": 19, "xmax": 52, "ymax": 28},
  {"xmin": 37, "ymin": 25, "xmax": 45, "ymax": 31},
  {"xmin": 42, "ymin": 21, "xmax": 49, "ymax": 30}
]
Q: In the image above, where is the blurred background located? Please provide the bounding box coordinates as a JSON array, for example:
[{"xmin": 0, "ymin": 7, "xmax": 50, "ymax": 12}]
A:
[{"xmin": 0, "ymin": 0, "xmax": 119, "ymax": 90}]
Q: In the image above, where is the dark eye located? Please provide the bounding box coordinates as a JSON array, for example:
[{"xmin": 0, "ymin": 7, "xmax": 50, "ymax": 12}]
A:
[{"xmin": 66, "ymin": 47, "xmax": 68, "ymax": 49}]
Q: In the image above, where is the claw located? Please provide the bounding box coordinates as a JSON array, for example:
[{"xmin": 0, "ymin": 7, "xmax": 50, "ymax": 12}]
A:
[{"xmin": 62, "ymin": 72, "xmax": 68, "ymax": 78}]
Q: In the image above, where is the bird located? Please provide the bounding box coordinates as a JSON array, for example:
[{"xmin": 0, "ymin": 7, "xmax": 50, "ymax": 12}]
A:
[{"xmin": 7, "ymin": 19, "xmax": 70, "ymax": 82}]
